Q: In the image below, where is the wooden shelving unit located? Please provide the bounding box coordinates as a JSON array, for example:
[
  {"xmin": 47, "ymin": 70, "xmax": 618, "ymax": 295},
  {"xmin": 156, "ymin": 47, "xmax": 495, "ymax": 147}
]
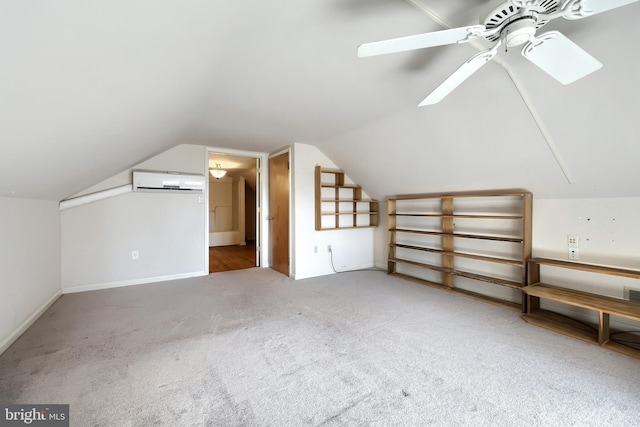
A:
[
  {"xmin": 314, "ymin": 166, "xmax": 378, "ymax": 231},
  {"xmin": 387, "ymin": 191, "xmax": 532, "ymax": 311},
  {"xmin": 523, "ymin": 258, "xmax": 640, "ymax": 359}
]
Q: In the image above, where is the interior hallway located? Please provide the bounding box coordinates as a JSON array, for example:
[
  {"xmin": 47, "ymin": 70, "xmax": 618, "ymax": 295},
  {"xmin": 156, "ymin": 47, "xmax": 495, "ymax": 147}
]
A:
[{"xmin": 209, "ymin": 241, "xmax": 256, "ymax": 273}]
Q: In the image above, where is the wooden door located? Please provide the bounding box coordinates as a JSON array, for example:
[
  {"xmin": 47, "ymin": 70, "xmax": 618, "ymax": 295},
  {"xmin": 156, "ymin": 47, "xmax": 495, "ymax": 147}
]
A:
[{"xmin": 269, "ymin": 152, "xmax": 289, "ymax": 275}]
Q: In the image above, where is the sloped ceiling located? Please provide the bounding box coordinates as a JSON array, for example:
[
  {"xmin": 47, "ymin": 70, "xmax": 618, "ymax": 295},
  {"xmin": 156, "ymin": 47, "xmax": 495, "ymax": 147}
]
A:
[{"xmin": 1, "ymin": 0, "xmax": 639, "ymax": 201}]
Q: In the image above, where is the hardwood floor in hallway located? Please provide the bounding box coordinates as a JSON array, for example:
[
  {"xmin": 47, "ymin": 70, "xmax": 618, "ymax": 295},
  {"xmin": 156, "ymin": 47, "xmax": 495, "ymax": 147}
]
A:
[{"xmin": 209, "ymin": 241, "xmax": 257, "ymax": 273}]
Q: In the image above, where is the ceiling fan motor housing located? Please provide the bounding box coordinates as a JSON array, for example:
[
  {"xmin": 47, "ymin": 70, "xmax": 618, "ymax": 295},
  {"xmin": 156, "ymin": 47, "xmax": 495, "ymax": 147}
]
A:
[{"xmin": 483, "ymin": 0, "xmax": 560, "ymax": 43}]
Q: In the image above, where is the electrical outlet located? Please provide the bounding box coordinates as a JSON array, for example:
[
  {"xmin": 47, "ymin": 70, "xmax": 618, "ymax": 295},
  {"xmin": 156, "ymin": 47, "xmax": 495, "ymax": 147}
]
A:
[
  {"xmin": 327, "ymin": 245, "xmax": 332, "ymax": 253},
  {"xmin": 314, "ymin": 245, "xmax": 318, "ymax": 254},
  {"xmin": 567, "ymin": 234, "xmax": 579, "ymax": 248},
  {"xmin": 568, "ymin": 247, "xmax": 579, "ymax": 260},
  {"xmin": 132, "ymin": 250, "xmax": 139, "ymax": 260}
]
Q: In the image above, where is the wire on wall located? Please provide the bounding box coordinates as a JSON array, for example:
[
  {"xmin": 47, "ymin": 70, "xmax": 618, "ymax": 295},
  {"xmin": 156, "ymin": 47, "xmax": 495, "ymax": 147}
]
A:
[{"xmin": 328, "ymin": 246, "xmax": 384, "ymax": 274}]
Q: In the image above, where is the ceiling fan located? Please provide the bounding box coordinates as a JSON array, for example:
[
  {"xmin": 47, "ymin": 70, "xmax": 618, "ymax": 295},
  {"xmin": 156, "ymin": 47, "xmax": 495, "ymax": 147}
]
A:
[{"xmin": 358, "ymin": 0, "xmax": 639, "ymax": 106}]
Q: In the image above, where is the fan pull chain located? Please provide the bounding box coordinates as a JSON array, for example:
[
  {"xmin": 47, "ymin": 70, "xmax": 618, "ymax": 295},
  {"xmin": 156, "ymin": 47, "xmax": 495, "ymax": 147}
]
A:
[{"xmin": 503, "ymin": 29, "xmax": 509, "ymax": 53}]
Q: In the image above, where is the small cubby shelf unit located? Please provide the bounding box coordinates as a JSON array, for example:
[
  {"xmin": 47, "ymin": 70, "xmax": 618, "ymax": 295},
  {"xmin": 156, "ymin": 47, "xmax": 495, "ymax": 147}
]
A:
[
  {"xmin": 315, "ymin": 166, "xmax": 379, "ymax": 231},
  {"xmin": 523, "ymin": 258, "xmax": 640, "ymax": 360},
  {"xmin": 387, "ymin": 191, "xmax": 532, "ymax": 311}
]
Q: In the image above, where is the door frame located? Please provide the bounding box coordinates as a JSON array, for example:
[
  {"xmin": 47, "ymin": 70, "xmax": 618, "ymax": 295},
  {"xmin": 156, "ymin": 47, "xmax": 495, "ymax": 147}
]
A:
[{"xmin": 205, "ymin": 147, "xmax": 270, "ymax": 271}]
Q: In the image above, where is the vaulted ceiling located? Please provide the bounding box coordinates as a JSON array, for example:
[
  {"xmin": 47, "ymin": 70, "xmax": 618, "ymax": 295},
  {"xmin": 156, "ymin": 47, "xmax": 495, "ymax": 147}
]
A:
[{"xmin": 1, "ymin": 0, "xmax": 639, "ymax": 200}]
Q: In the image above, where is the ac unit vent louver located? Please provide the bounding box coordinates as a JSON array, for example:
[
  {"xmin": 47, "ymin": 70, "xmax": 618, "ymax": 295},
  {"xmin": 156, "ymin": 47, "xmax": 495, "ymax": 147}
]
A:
[{"xmin": 132, "ymin": 171, "xmax": 204, "ymax": 193}]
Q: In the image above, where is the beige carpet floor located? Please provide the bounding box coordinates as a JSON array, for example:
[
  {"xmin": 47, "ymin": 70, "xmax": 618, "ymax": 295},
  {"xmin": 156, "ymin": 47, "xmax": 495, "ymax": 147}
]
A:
[{"xmin": 1, "ymin": 268, "xmax": 639, "ymax": 426}]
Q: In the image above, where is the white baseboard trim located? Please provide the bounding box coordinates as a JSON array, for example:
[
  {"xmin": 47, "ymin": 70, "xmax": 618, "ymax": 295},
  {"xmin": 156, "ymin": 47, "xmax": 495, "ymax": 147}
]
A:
[
  {"xmin": 62, "ymin": 271, "xmax": 208, "ymax": 294},
  {"xmin": 0, "ymin": 290, "xmax": 62, "ymax": 356},
  {"xmin": 337, "ymin": 263, "xmax": 382, "ymax": 273},
  {"xmin": 294, "ymin": 264, "xmax": 382, "ymax": 280},
  {"xmin": 375, "ymin": 261, "xmax": 388, "ymax": 270}
]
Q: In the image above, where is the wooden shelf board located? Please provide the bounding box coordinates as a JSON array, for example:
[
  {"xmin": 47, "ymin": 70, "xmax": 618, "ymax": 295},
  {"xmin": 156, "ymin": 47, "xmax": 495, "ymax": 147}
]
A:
[
  {"xmin": 321, "ymin": 184, "xmax": 360, "ymax": 189},
  {"xmin": 530, "ymin": 257, "xmax": 640, "ymax": 279},
  {"xmin": 392, "ymin": 244, "xmax": 442, "ymax": 256},
  {"xmin": 389, "ymin": 258, "xmax": 447, "ymax": 273},
  {"xmin": 451, "ymin": 287, "xmax": 522, "ymax": 312},
  {"xmin": 453, "ymin": 270, "xmax": 522, "ymax": 289},
  {"xmin": 319, "ymin": 168, "xmax": 344, "ymax": 174},
  {"xmin": 524, "ymin": 283, "xmax": 640, "ymax": 321},
  {"xmin": 390, "ymin": 273, "xmax": 521, "ymax": 312},
  {"xmin": 390, "ymin": 213, "xmax": 441, "ymax": 217},
  {"xmin": 522, "ymin": 310, "xmax": 599, "ymax": 345},
  {"xmin": 451, "ymin": 232, "xmax": 523, "ymax": 243},
  {"xmin": 321, "ymin": 199, "xmax": 375, "ymax": 203},
  {"xmin": 391, "ymin": 213, "xmax": 523, "ymax": 220},
  {"xmin": 453, "ymin": 252, "xmax": 522, "ymax": 267},
  {"xmin": 391, "ymin": 244, "xmax": 523, "ymax": 267},
  {"xmin": 389, "ymin": 258, "xmax": 522, "ymax": 288},
  {"xmin": 392, "ymin": 228, "xmax": 523, "ymax": 243},
  {"xmin": 321, "ymin": 212, "xmax": 379, "ymax": 216},
  {"xmin": 391, "ymin": 228, "xmax": 441, "ymax": 237},
  {"xmin": 392, "ymin": 192, "xmax": 529, "ymax": 201},
  {"xmin": 318, "ymin": 226, "xmax": 377, "ymax": 231}
]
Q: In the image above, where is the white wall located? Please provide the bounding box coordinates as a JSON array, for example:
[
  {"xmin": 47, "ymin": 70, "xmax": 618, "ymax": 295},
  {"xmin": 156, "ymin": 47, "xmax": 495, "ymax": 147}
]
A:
[
  {"xmin": 533, "ymin": 198, "xmax": 640, "ymax": 272},
  {"xmin": 0, "ymin": 197, "xmax": 61, "ymax": 353},
  {"xmin": 61, "ymin": 144, "xmax": 207, "ymax": 292},
  {"xmin": 209, "ymin": 177, "xmax": 233, "ymax": 232},
  {"xmin": 374, "ymin": 202, "xmax": 389, "ymax": 270},
  {"xmin": 71, "ymin": 144, "xmax": 207, "ymax": 197},
  {"xmin": 292, "ymin": 143, "xmax": 375, "ymax": 279}
]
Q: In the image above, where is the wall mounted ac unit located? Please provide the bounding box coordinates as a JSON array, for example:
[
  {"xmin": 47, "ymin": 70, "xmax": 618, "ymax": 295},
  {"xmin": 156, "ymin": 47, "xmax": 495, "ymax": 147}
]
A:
[{"xmin": 133, "ymin": 171, "xmax": 205, "ymax": 193}]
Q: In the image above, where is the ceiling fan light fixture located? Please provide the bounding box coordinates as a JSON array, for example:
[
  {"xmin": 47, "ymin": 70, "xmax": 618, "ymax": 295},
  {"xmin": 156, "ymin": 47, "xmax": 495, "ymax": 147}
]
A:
[
  {"xmin": 210, "ymin": 163, "xmax": 227, "ymax": 179},
  {"xmin": 504, "ymin": 18, "xmax": 537, "ymax": 47}
]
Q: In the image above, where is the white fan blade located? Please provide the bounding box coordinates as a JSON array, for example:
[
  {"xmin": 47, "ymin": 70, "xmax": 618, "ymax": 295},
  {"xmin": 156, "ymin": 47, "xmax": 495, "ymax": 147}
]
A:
[
  {"xmin": 522, "ymin": 31, "xmax": 602, "ymax": 85},
  {"xmin": 358, "ymin": 25, "xmax": 486, "ymax": 58},
  {"xmin": 419, "ymin": 47, "xmax": 498, "ymax": 106},
  {"xmin": 564, "ymin": 0, "xmax": 640, "ymax": 19}
]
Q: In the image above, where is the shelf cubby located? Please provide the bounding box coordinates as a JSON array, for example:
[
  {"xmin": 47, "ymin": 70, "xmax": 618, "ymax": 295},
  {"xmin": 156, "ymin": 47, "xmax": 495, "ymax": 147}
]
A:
[{"xmin": 315, "ymin": 166, "xmax": 378, "ymax": 231}]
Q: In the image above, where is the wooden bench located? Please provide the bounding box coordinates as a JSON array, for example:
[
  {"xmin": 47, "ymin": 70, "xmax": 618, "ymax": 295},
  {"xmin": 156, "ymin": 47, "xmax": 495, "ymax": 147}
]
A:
[{"xmin": 523, "ymin": 258, "xmax": 640, "ymax": 359}]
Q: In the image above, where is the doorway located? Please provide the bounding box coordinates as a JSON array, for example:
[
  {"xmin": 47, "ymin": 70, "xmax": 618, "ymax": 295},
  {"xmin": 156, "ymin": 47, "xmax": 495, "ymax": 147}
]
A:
[
  {"xmin": 208, "ymin": 153, "xmax": 260, "ymax": 273},
  {"xmin": 268, "ymin": 151, "xmax": 290, "ymax": 276}
]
